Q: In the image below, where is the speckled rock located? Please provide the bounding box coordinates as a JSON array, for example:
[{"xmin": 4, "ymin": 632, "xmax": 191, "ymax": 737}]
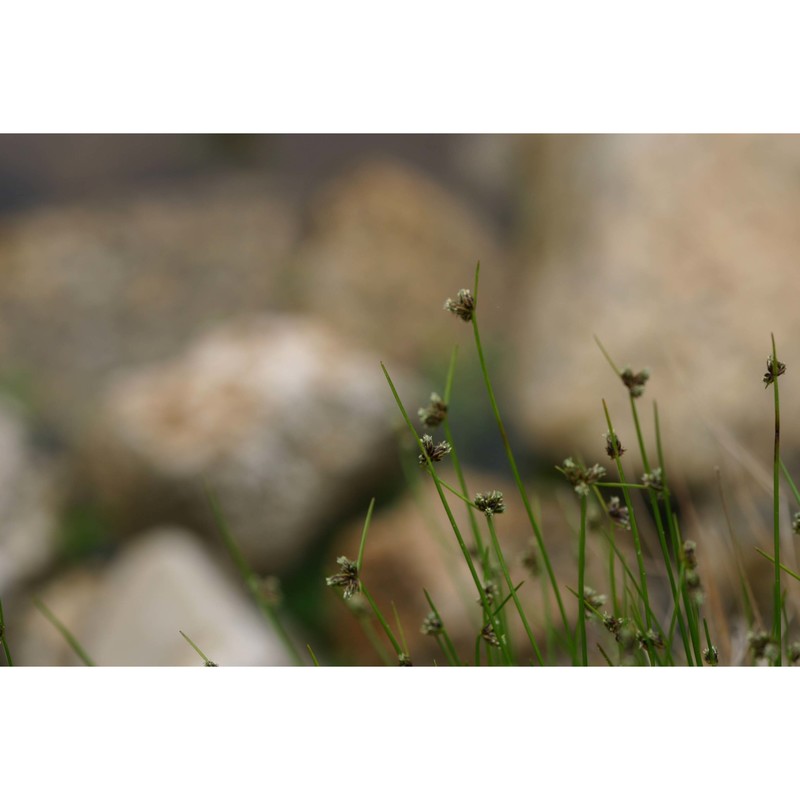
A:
[
  {"xmin": 15, "ymin": 527, "xmax": 297, "ymax": 666},
  {"xmin": 295, "ymin": 158, "xmax": 511, "ymax": 367},
  {"xmin": 512, "ymin": 135, "xmax": 800, "ymax": 483},
  {"xmin": 81, "ymin": 315, "xmax": 409, "ymax": 573},
  {"xmin": 0, "ymin": 399, "xmax": 61, "ymax": 596},
  {"xmin": 0, "ymin": 173, "xmax": 298, "ymax": 438}
]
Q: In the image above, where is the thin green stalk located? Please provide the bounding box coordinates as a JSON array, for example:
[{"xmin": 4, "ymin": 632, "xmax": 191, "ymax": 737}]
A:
[
  {"xmin": 755, "ymin": 548, "xmax": 800, "ymax": 583},
  {"xmin": 179, "ymin": 630, "xmax": 217, "ymax": 666},
  {"xmin": 356, "ymin": 497, "xmax": 376, "ymax": 572},
  {"xmin": 423, "ymin": 589, "xmax": 462, "ymax": 666},
  {"xmin": 206, "ymin": 486, "xmax": 305, "ymax": 665},
  {"xmin": 381, "ymin": 362, "xmax": 511, "ymax": 663},
  {"xmin": 0, "ymin": 598, "xmax": 13, "ymax": 666},
  {"xmin": 769, "ymin": 333, "xmax": 782, "ymax": 663},
  {"xmin": 654, "ymin": 404, "xmax": 700, "ymax": 665},
  {"xmin": 470, "ymin": 263, "xmax": 572, "ymax": 651},
  {"xmin": 441, "ymin": 346, "xmax": 488, "ymax": 574},
  {"xmin": 34, "ymin": 598, "xmax": 95, "ymax": 666},
  {"xmin": 602, "ymin": 400, "xmax": 655, "ymax": 655},
  {"xmin": 780, "ymin": 459, "xmax": 800, "ymax": 505},
  {"xmin": 577, "ymin": 494, "xmax": 588, "ymax": 666},
  {"xmin": 485, "ymin": 514, "xmax": 543, "ymax": 665},
  {"xmin": 361, "ymin": 585, "xmax": 404, "ymax": 659},
  {"xmin": 307, "ymin": 644, "xmax": 321, "ymax": 666}
]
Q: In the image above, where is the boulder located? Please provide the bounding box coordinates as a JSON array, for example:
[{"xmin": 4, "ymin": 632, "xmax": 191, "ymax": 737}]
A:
[
  {"xmin": 512, "ymin": 135, "xmax": 800, "ymax": 484},
  {"xmin": 15, "ymin": 527, "xmax": 297, "ymax": 666},
  {"xmin": 81, "ymin": 315, "xmax": 408, "ymax": 573}
]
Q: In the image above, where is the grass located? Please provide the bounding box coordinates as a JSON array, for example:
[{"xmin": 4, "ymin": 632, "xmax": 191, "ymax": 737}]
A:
[
  {"xmin": 2, "ymin": 263, "xmax": 798, "ymax": 667},
  {"xmin": 321, "ymin": 263, "xmax": 800, "ymax": 667}
]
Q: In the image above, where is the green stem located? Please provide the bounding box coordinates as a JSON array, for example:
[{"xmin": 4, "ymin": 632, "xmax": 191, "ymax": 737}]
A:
[
  {"xmin": 578, "ymin": 494, "xmax": 588, "ymax": 666},
  {"xmin": 381, "ymin": 362, "xmax": 512, "ymax": 664},
  {"xmin": 307, "ymin": 644, "xmax": 321, "ymax": 666},
  {"xmin": 424, "ymin": 589, "xmax": 462, "ymax": 666},
  {"xmin": 470, "ymin": 263, "xmax": 572, "ymax": 652},
  {"xmin": 770, "ymin": 333, "xmax": 782, "ymax": 664},
  {"xmin": 179, "ymin": 630, "xmax": 216, "ymax": 666},
  {"xmin": 34, "ymin": 598, "xmax": 95, "ymax": 666},
  {"xmin": 361, "ymin": 585, "xmax": 404, "ymax": 660},
  {"xmin": 0, "ymin": 598, "xmax": 13, "ymax": 666},
  {"xmin": 485, "ymin": 514, "xmax": 543, "ymax": 665},
  {"xmin": 206, "ymin": 486, "xmax": 305, "ymax": 666}
]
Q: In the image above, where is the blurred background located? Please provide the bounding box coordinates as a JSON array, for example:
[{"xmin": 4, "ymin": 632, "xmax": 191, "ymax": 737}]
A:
[{"xmin": 2, "ymin": 134, "xmax": 800, "ymax": 665}]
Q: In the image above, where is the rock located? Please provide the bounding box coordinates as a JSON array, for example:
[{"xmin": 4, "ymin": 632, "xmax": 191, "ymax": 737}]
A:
[
  {"xmin": 295, "ymin": 158, "xmax": 510, "ymax": 367},
  {"xmin": 14, "ymin": 527, "xmax": 297, "ymax": 666},
  {"xmin": 512, "ymin": 135, "xmax": 800, "ymax": 484},
  {"xmin": 0, "ymin": 398, "xmax": 61, "ymax": 596},
  {"xmin": 0, "ymin": 173, "xmax": 299, "ymax": 438},
  {"xmin": 81, "ymin": 315, "xmax": 408, "ymax": 573}
]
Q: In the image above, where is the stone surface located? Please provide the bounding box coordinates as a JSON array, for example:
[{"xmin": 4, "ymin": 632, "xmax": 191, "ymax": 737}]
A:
[
  {"xmin": 15, "ymin": 527, "xmax": 296, "ymax": 666},
  {"xmin": 511, "ymin": 135, "xmax": 800, "ymax": 484},
  {"xmin": 295, "ymin": 158, "xmax": 511, "ymax": 368},
  {"xmin": 0, "ymin": 399, "xmax": 61, "ymax": 596},
  {"xmin": 0, "ymin": 173, "xmax": 299, "ymax": 438},
  {"xmin": 81, "ymin": 315, "xmax": 408, "ymax": 573}
]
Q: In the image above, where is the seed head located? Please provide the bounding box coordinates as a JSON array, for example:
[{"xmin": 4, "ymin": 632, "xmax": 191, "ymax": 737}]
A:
[
  {"xmin": 558, "ymin": 457, "xmax": 606, "ymax": 496},
  {"xmin": 788, "ymin": 642, "xmax": 800, "ymax": 665},
  {"xmin": 685, "ymin": 569, "xmax": 704, "ymax": 606},
  {"xmin": 421, "ymin": 611, "xmax": 443, "ymax": 637},
  {"xmin": 682, "ymin": 540, "xmax": 698, "ymax": 570},
  {"xmin": 418, "ymin": 392, "xmax": 448, "ymax": 428},
  {"xmin": 398, "ymin": 653, "xmax": 413, "ymax": 666},
  {"xmin": 478, "ymin": 581, "xmax": 499, "ymax": 606},
  {"xmin": 642, "ymin": 467, "xmax": 665, "ymax": 497},
  {"xmin": 325, "ymin": 556, "xmax": 360, "ymax": 600},
  {"xmin": 792, "ymin": 512, "xmax": 800, "ymax": 536},
  {"xmin": 474, "ymin": 490, "xmax": 505, "ymax": 517},
  {"xmin": 763, "ymin": 355, "xmax": 786, "ymax": 388},
  {"xmin": 481, "ymin": 623, "xmax": 501, "ymax": 648},
  {"xmin": 444, "ymin": 288, "xmax": 475, "ymax": 322},
  {"xmin": 620, "ymin": 366, "xmax": 650, "ymax": 398},
  {"xmin": 605, "ymin": 432, "xmax": 625, "ymax": 459},
  {"xmin": 703, "ymin": 645, "xmax": 719, "ymax": 666},
  {"xmin": 418, "ymin": 434, "xmax": 452, "ymax": 466},
  {"xmin": 583, "ymin": 586, "xmax": 606, "ymax": 617},
  {"xmin": 748, "ymin": 630, "xmax": 779, "ymax": 664},
  {"xmin": 607, "ymin": 496, "xmax": 631, "ymax": 530},
  {"xmin": 637, "ymin": 629, "xmax": 665, "ymax": 650}
]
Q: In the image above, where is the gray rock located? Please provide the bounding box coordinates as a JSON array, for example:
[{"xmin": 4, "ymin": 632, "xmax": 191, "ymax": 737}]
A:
[
  {"xmin": 0, "ymin": 173, "xmax": 299, "ymax": 438},
  {"xmin": 512, "ymin": 135, "xmax": 800, "ymax": 483},
  {"xmin": 0, "ymin": 399, "xmax": 61, "ymax": 596},
  {"xmin": 15, "ymin": 527, "xmax": 296, "ymax": 666},
  {"xmin": 82, "ymin": 315, "xmax": 407, "ymax": 572}
]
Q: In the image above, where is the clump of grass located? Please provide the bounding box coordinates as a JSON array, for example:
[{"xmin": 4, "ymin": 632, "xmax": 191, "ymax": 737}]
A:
[{"xmin": 321, "ymin": 263, "xmax": 798, "ymax": 667}]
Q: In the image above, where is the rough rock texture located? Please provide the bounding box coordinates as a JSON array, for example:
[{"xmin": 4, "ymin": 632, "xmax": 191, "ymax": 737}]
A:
[
  {"xmin": 295, "ymin": 159, "xmax": 511, "ymax": 367},
  {"xmin": 81, "ymin": 315, "xmax": 408, "ymax": 573},
  {"xmin": 15, "ymin": 527, "xmax": 296, "ymax": 666},
  {"xmin": 0, "ymin": 399, "xmax": 61, "ymax": 595},
  {"xmin": 512, "ymin": 135, "xmax": 800, "ymax": 484},
  {"xmin": 0, "ymin": 174, "xmax": 298, "ymax": 438}
]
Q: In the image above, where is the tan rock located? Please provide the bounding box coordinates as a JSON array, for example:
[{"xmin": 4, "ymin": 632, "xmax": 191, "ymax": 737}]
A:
[
  {"xmin": 512, "ymin": 135, "xmax": 800, "ymax": 484},
  {"xmin": 82, "ymin": 315, "xmax": 409, "ymax": 572}
]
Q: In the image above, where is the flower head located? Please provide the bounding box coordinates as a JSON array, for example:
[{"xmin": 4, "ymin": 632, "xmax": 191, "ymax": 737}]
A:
[
  {"xmin": 418, "ymin": 392, "xmax": 448, "ymax": 427},
  {"xmin": 605, "ymin": 432, "xmax": 625, "ymax": 459},
  {"xmin": 642, "ymin": 467, "xmax": 665, "ymax": 497},
  {"xmin": 444, "ymin": 288, "xmax": 475, "ymax": 322},
  {"xmin": 763, "ymin": 355, "xmax": 786, "ymax": 388},
  {"xmin": 418, "ymin": 434, "xmax": 452, "ymax": 466},
  {"xmin": 792, "ymin": 512, "xmax": 800, "ymax": 536},
  {"xmin": 325, "ymin": 556, "xmax": 360, "ymax": 599},
  {"xmin": 557, "ymin": 457, "xmax": 606, "ymax": 496},
  {"xmin": 620, "ymin": 366, "xmax": 650, "ymax": 398},
  {"xmin": 474, "ymin": 490, "xmax": 505, "ymax": 517},
  {"xmin": 607, "ymin": 496, "xmax": 631, "ymax": 529},
  {"xmin": 481, "ymin": 623, "xmax": 501, "ymax": 648},
  {"xmin": 398, "ymin": 653, "xmax": 413, "ymax": 666},
  {"xmin": 703, "ymin": 645, "xmax": 719, "ymax": 666},
  {"xmin": 420, "ymin": 611, "xmax": 443, "ymax": 636}
]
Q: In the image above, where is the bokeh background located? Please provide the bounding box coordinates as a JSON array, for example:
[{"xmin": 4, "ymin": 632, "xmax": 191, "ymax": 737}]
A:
[{"xmin": 2, "ymin": 134, "xmax": 800, "ymax": 665}]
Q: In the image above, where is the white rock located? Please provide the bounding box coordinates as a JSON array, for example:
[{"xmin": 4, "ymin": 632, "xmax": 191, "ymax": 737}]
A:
[{"xmin": 16, "ymin": 528, "xmax": 297, "ymax": 666}]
